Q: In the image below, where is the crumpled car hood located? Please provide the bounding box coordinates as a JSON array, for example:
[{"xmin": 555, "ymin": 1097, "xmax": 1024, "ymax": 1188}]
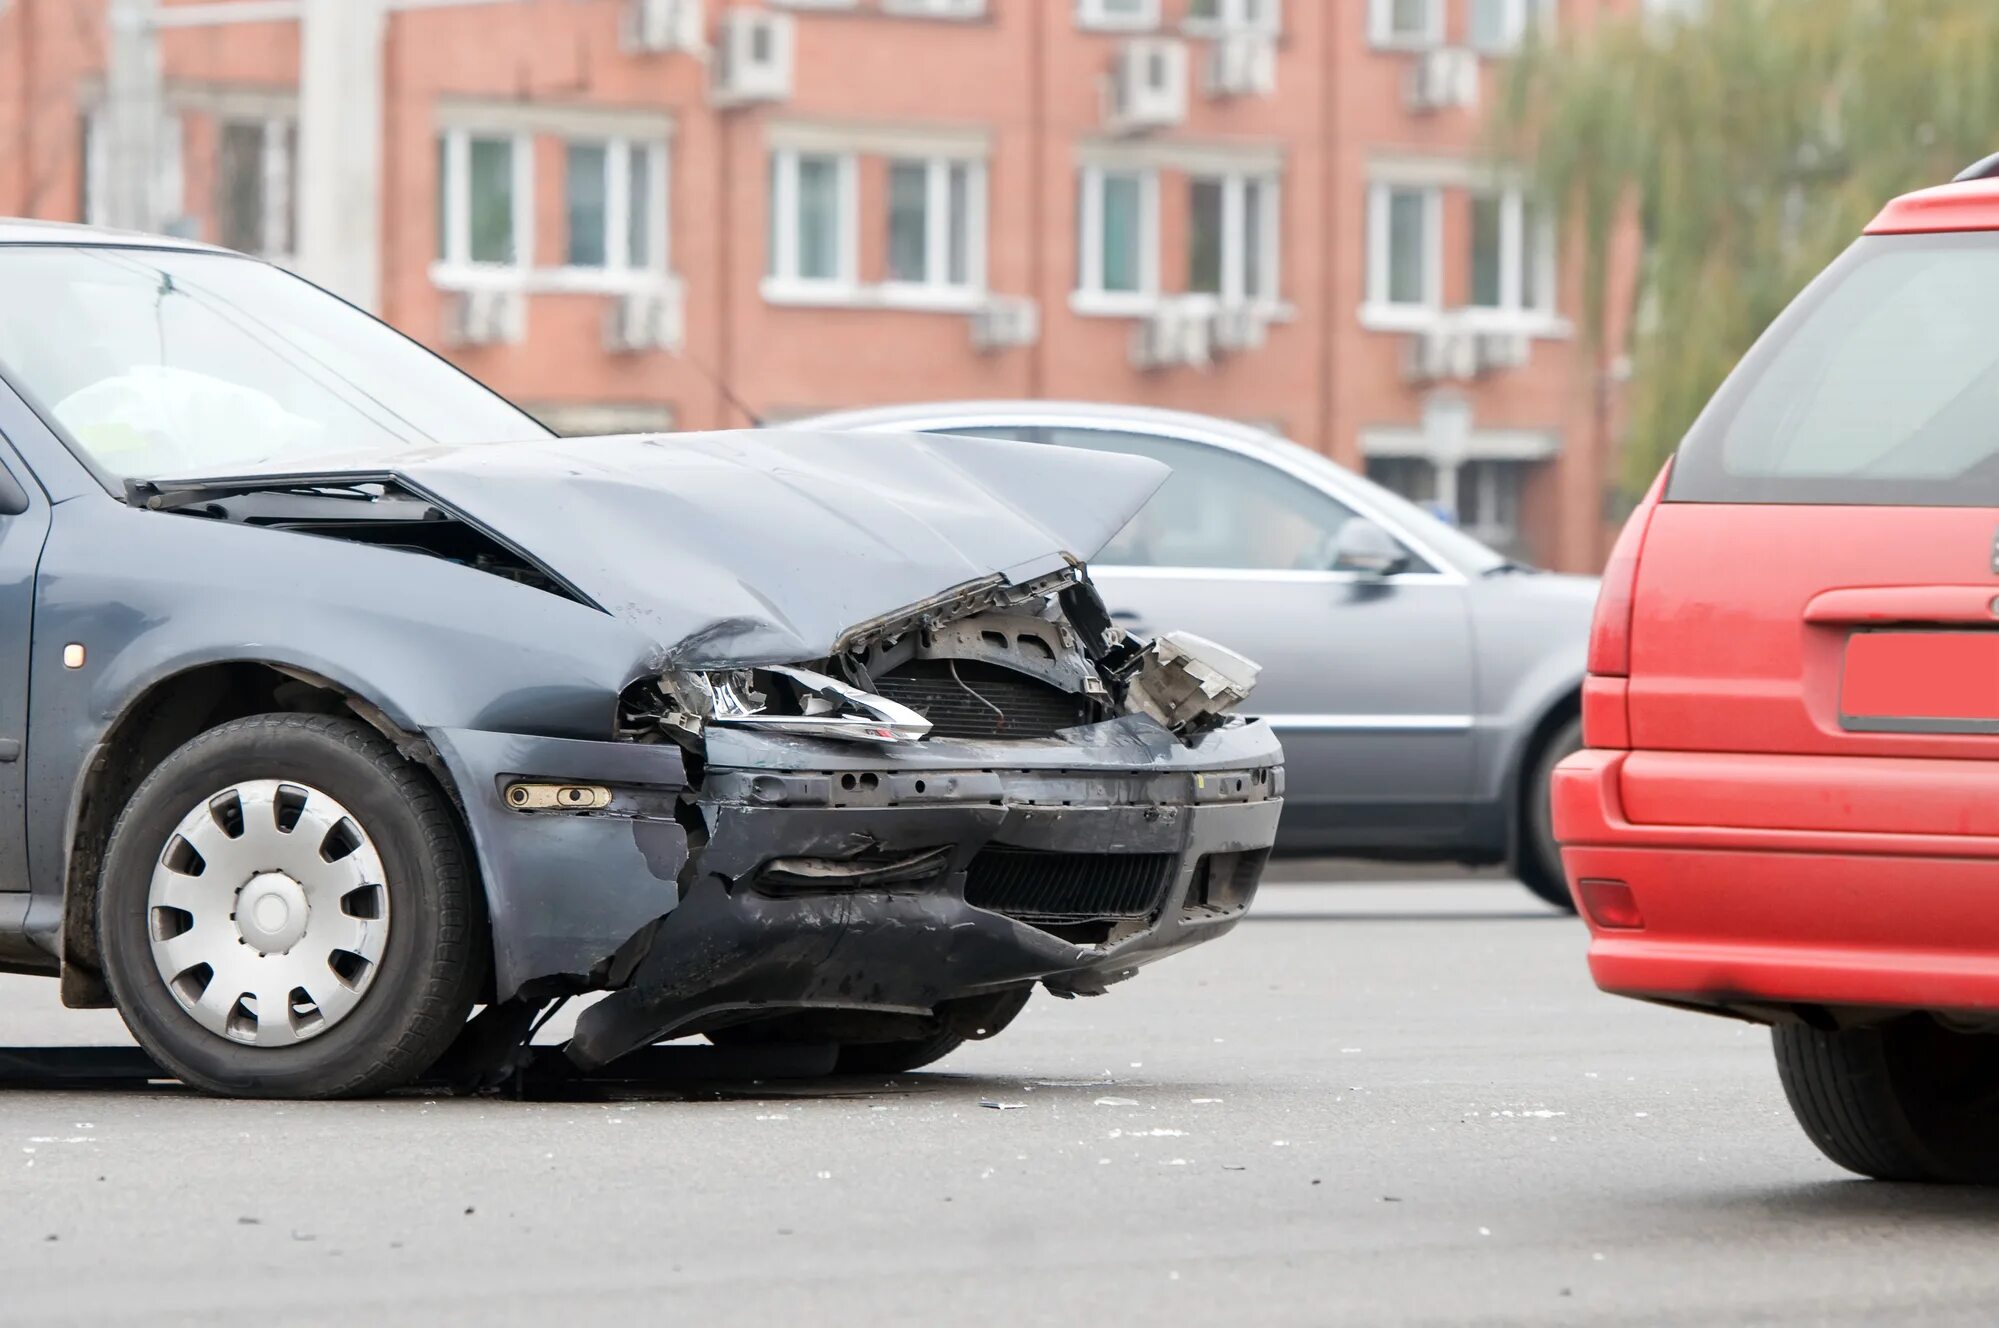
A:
[{"xmin": 151, "ymin": 429, "xmax": 1170, "ymax": 667}]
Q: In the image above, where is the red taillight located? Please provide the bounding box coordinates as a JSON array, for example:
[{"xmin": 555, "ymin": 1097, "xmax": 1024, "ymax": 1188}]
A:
[
  {"xmin": 1577, "ymin": 878, "xmax": 1645, "ymax": 930},
  {"xmin": 1587, "ymin": 461, "xmax": 1673, "ymax": 678}
]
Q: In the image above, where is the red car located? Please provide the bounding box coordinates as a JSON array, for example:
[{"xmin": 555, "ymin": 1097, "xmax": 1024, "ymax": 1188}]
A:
[{"xmin": 1557, "ymin": 164, "xmax": 1999, "ymax": 1183}]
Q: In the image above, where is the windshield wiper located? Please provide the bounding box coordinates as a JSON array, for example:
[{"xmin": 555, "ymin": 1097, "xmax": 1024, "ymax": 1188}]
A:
[{"xmin": 1482, "ymin": 560, "xmax": 1538, "ymax": 577}]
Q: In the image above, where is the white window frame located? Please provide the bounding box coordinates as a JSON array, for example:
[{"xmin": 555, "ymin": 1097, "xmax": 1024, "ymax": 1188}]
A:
[
  {"xmin": 1364, "ymin": 181, "xmax": 1441, "ymax": 325},
  {"xmin": 434, "ymin": 127, "xmax": 534, "ymax": 288},
  {"xmin": 765, "ymin": 147, "xmax": 860, "ymax": 297},
  {"xmin": 83, "ymin": 105, "xmax": 186, "ymax": 233},
  {"xmin": 881, "ymin": 156, "xmax": 988, "ymax": 303},
  {"xmin": 1183, "ymin": 0, "xmax": 1282, "ymax": 36},
  {"xmin": 1465, "ymin": 186, "xmax": 1557, "ymax": 325},
  {"xmin": 1469, "ymin": 0, "xmax": 1556, "ymax": 54},
  {"xmin": 214, "ymin": 115, "xmax": 297, "ymax": 263},
  {"xmin": 1368, "ymin": 0, "xmax": 1444, "ymax": 49},
  {"xmin": 558, "ymin": 136, "xmax": 671, "ymax": 289},
  {"xmin": 881, "ymin": 0, "xmax": 988, "ymax": 17},
  {"xmin": 1074, "ymin": 164, "xmax": 1160, "ymax": 314},
  {"xmin": 1187, "ymin": 172, "xmax": 1282, "ymax": 308},
  {"xmin": 1077, "ymin": 0, "xmax": 1160, "ymax": 33}
]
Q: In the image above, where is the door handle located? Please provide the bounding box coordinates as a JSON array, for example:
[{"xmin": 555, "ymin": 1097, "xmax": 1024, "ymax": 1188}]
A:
[
  {"xmin": 1804, "ymin": 586, "xmax": 1999, "ymax": 626},
  {"xmin": 0, "ymin": 739, "xmax": 18, "ymax": 763}
]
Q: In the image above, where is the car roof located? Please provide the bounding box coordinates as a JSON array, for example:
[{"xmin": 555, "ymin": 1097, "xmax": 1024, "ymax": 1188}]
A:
[
  {"xmin": 1866, "ymin": 179, "xmax": 1999, "ymax": 236},
  {"xmin": 793, "ymin": 399, "xmax": 1510, "ymax": 578},
  {"xmin": 0, "ymin": 216, "xmax": 227, "ymax": 253},
  {"xmin": 797, "ymin": 400, "xmax": 1294, "ymax": 452}
]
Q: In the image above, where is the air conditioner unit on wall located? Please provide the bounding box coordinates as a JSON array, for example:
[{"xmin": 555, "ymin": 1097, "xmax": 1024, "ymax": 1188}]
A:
[
  {"xmin": 1404, "ymin": 325, "xmax": 1476, "ymax": 384},
  {"xmin": 1105, "ymin": 37, "xmax": 1189, "ymax": 135},
  {"xmin": 623, "ymin": 0, "xmax": 704, "ymax": 55},
  {"xmin": 604, "ymin": 284, "xmax": 685, "ymax": 354},
  {"xmin": 1202, "ymin": 32, "xmax": 1276, "ymax": 99},
  {"xmin": 970, "ymin": 296, "xmax": 1040, "ymax": 352},
  {"xmin": 443, "ymin": 289, "xmax": 525, "ymax": 349},
  {"xmin": 1211, "ymin": 304, "xmax": 1269, "ymax": 355},
  {"xmin": 1405, "ymin": 47, "xmax": 1478, "ymax": 113},
  {"xmin": 1131, "ymin": 300, "xmax": 1212, "ymax": 372},
  {"xmin": 1469, "ymin": 330, "xmax": 1531, "ymax": 374},
  {"xmin": 712, "ymin": 9, "xmax": 793, "ymax": 107}
]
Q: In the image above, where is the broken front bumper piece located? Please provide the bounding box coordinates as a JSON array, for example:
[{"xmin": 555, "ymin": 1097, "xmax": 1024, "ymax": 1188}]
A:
[{"xmin": 559, "ymin": 714, "xmax": 1284, "ymax": 1070}]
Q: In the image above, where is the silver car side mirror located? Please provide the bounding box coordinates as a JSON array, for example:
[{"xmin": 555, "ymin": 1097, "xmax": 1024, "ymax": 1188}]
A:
[{"xmin": 1332, "ymin": 518, "xmax": 1411, "ymax": 578}]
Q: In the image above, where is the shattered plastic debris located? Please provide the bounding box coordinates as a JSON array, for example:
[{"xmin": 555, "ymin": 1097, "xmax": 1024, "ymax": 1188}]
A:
[
  {"xmin": 1094, "ymin": 1096, "xmax": 1140, "ymax": 1107},
  {"xmin": 979, "ymin": 1099, "xmax": 1025, "ymax": 1111}
]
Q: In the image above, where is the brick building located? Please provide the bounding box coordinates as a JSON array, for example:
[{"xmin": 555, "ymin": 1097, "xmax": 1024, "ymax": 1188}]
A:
[{"xmin": 0, "ymin": 0, "xmax": 1636, "ymax": 570}]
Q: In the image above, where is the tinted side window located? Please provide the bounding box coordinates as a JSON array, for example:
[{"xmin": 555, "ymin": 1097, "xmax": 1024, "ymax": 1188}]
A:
[
  {"xmin": 1673, "ymin": 233, "xmax": 1999, "ymax": 506},
  {"xmin": 1042, "ymin": 427, "xmax": 1370, "ymax": 571}
]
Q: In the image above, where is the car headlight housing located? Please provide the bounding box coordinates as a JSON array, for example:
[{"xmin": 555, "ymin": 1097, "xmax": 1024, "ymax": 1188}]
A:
[{"xmin": 666, "ymin": 664, "xmax": 931, "ymax": 745}]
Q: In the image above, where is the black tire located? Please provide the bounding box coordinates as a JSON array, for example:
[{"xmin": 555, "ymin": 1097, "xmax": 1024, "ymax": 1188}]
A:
[
  {"xmin": 1518, "ymin": 715, "xmax": 1583, "ymax": 912},
  {"xmin": 1774, "ymin": 1018, "xmax": 1999, "ymax": 1183},
  {"xmin": 98, "ymin": 714, "xmax": 484, "ymax": 1099},
  {"xmin": 835, "ymin": 1029, "xmax": 970, "ymax": 1076}
]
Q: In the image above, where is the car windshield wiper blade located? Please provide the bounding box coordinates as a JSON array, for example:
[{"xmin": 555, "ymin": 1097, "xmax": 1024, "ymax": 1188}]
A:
[{"xmin": 1482, "ymin": 560, "xmax": 1538, "ymax": 577}]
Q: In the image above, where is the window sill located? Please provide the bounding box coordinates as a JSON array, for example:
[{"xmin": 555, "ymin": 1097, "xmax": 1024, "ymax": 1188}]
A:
[
  {"xmin": 761, "ymin": 278, "xmax": 987, "ymax": 312},
  {"xmin": 1077, "ymin": 17, "xmax": 1163, "ymax": 34},
  {"xmin": 1073, "ymin": 291, "xmax": 1295, "ymax": 321},
  {"xmin": 1181, "ymin": 19, "xmax": 1282, "ymax": 39},
  {"xmin": 1369, "ymin": 35, "xmax": 1444, "ymax": 53},
  {"xmin": 431, "ymin": 264, "xmax": 682, "ymax": 296},
  {"xmin": 1357, "ymin": 303, "xmax": 1570, "ymax": 339}
]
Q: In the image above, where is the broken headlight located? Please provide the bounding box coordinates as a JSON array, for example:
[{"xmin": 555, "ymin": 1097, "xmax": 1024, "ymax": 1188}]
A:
[{"xmin": 662, "ymin": 665, "xmax": 932, "ymax": 745}]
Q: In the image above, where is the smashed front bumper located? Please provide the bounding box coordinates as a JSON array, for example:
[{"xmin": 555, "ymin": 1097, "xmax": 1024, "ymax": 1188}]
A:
[{"xmin": 432, "ymin": 716, "xmax": 1283, "ymax": 1070}]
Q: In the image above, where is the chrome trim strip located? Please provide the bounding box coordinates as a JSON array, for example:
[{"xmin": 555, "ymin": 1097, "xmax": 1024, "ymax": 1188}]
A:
[{"xmin": 1258, "ymin": 713, "xmax": 1476, "ymax": 732}]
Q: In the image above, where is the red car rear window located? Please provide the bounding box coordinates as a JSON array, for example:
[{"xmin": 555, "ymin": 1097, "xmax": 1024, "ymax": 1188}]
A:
[{"xmin": 1670, "ymin": 233, "xmax": 1999, "ymax": 506}]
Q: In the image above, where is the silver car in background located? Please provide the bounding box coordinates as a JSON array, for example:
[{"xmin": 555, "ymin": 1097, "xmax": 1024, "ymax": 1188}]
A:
[{"xmin": 801, "ymin": 402, "xmax": 1596, "ymax": 910}]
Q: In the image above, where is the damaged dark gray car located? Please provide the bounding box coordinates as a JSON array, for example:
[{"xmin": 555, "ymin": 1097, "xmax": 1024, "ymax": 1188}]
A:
[{"xmin": 0, "ymin": 224, "xmax": 1283, "ymax": 1097}]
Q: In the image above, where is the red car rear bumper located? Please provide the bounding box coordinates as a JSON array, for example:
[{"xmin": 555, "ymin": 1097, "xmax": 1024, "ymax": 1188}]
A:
[{"xmin": 1554, "ymin": 749, "xmax": 1999, "ymax": 1015}]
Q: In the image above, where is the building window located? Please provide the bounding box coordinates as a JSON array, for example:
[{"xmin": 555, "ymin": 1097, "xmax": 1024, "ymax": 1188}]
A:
[
  {"xmin": 1370, "ymin": 0, "xmax": 1442, "ymax": 47},
  {"xmin": 437, "ymin": 129, "xmax": 531, "ymax": 271},
  {"xmin": 1458, "ymin": 459, "xmax": 1530, "ymax": 555},
  {"xmin": 1468, "ymin": 189, "xmax": 1555, "ymax": 316},
  {"xmin": 1469, "ymin": 0, "xmax": 1555, "ymax": 53},
  {"xmin": 1365, "ymin": 456, "xmax": 1439, "ymax": 507},
  {"xmin": 1367, "ymin": 183, "xmax": 1439, "ymax": 310},
  {"xmin": 565, "ymin": 138, "xmax": 668, "ymax": 276},
  {"xmin": 1185, "ymin": 0, "xmax": 1280, "ymax": 33},
  {"xmin": 215, "ymin": 117, "xmax": 297, "ymax": 260},
  {"xmin": 1077, "ymin": 0, "xmax": 1159, "ymax": 32},
  {"xmin": 767, "ymin": 149, "xmax": 856, "ymax": 287},
  {"xmin": 1188, "ymin": 173, "xmax": 1279, "ymax": 305},
  {"xmin": 1077, "ymin": 166, "xmax": 1158, "ymax": 303},
  {"xmin": 886, "ymin": 157, "xmax": 985, "ymax": 291},
  {"xmin": 881, "ymin": 0, "xmax": 988, "ymax": 16}
]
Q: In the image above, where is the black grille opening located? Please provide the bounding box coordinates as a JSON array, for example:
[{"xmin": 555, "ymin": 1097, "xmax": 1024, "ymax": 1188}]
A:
[
  {"xmin": 964, "ymin": 847, "xmax": 1177, "ymax": 925},
  {"xmin": 873, "ymin": 660, "xmax": 1092, "ymax": 741},
  {"xmin": 1182, "ymin": 848, "xmax": 1269, "ymax": 920}
]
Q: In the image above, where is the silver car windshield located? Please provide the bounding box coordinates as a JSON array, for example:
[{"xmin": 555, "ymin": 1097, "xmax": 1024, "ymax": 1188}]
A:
[{"xmin": 0, "ymin": 246, "xmax": 549, "ymax": 483}]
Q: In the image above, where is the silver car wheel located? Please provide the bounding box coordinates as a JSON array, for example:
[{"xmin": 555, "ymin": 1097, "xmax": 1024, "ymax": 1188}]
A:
[{"xmin": 146, "ymin": 779, "xmax": 391, "ymax": 1047}]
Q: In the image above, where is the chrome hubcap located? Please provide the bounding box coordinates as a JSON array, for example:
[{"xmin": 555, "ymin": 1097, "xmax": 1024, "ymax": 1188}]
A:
[{"xmin": 147, "ymin": 780, "xmax": 391, "ymax": 1047}]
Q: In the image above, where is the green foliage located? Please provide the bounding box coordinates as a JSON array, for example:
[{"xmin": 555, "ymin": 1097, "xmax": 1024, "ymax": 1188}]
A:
[{"xmin": 1498, "ymin": 0, "xmax": 1999, "ymax": 492}]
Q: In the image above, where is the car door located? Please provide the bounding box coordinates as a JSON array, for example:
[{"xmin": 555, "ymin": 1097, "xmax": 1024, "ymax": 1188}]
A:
[
  {"xmin": 0, "ymin": 443, "xmax": 47, "ymax": 894},
  {"xmin": 1030, "ymin": 425, "xmax": 1478, "ymax": 853}
]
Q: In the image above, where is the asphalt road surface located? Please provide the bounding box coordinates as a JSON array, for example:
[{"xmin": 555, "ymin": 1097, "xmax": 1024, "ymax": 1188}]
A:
[{"xmin": 3, "ymin": 877, "xmax": 1996, "ymax": 1327}]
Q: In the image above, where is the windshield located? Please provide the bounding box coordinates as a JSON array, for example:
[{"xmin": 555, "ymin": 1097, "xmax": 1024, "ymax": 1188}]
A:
[
  {"xmin": 1672, "ymin": 232, "xmax": 1999, "ymax": 505},
  {"xmin": 0, "ymin": 246, "xmax": 548, "ymax": 484}
]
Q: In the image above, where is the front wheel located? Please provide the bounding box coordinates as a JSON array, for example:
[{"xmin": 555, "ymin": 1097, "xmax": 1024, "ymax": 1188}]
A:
[
  {"xmin": 1774, "ymin": 1018, "xmax": 1999, "ymax": 1183},
  {"xmin": 98, "ymin": 714, "xmax": 484, "ymax": 1099},
  {"xmin": 1517, "ymin": 716, "xmax": 1583, "ymax": 912}
]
